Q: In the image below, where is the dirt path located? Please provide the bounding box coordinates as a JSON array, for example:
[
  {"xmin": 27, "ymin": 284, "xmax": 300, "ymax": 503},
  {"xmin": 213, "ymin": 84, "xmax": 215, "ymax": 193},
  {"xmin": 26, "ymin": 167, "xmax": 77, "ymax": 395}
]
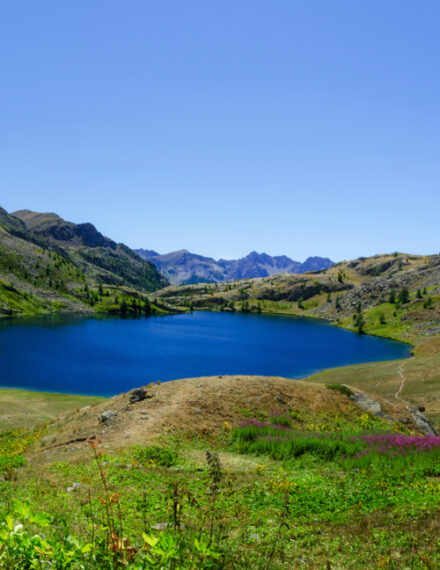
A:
[{"xmin": 395, "ymin": 362, "xmax": 408, "ymax": 403}]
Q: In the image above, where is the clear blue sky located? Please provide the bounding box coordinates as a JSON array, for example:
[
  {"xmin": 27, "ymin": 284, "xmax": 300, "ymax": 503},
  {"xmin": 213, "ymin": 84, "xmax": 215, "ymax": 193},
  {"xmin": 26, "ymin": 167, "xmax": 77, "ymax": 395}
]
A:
[{"xmin": 1, "ymin": 1, "xmax": 439, "ymax": 261}]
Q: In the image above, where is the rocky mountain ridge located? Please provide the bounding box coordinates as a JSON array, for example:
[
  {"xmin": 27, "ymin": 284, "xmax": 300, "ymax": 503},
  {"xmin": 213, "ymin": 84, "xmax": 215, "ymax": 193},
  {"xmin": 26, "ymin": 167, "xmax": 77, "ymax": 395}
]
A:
[{"xmin": 136, "ymin": 248, "xmax": 333, "ymax": 285}]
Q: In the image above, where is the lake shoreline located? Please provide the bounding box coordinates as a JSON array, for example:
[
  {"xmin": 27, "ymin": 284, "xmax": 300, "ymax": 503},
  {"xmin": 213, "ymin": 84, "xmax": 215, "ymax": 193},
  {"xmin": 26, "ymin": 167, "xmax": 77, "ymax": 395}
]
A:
[{"xmin": 0, "ymin": 310, "xmax": 411, "ymax": 401}]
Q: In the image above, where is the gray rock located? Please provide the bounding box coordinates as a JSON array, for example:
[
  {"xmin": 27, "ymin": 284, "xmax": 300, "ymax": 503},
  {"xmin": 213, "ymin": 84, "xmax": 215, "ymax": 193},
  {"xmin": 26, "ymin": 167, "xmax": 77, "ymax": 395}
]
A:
[
  {"xmin": 195, "ymin": 408, "xmax": 202, "ymax": 414},
  {"xmin": 350, "ymin": 393, "xmax": 384, "ymax": 417},
  {"xmin": 99, "ymin": 410, "xmax": 117, "ymax": 423},
  {"xmin": 42, "ymin": 435, "xmax": 55, "ymax": 443},
  {"xmin": 151, "ymin": 522, "xmax": 169, "ymax": 531},
  {"xmin": 407, "ymin": 406, "xmax": 438, "ymax": 436},
  {"xmin": 67, "ymin": 482, "xmax": 82, "ymax": 492},
  {"xmin": 129, "ymin": 388, "xmax": 152, "ymax": 404}
]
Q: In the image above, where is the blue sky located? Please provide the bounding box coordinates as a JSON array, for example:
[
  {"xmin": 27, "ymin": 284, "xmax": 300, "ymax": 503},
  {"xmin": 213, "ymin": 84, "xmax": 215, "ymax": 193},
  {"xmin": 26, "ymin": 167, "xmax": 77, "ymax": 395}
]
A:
[{"xmin": 1, "ymin": 1, "xmax": 439, "ymax": 261}]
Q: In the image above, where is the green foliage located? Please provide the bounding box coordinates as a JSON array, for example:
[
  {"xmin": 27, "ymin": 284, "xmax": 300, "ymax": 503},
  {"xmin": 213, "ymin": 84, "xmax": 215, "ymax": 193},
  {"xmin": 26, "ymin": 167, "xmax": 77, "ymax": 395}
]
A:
[
  {"xmin": 1, "ymin": 421, "xmax": 440, "ymax": 567},
  {"xmin": 326, "ymin": 384, "xmax": 353, "ymax": 397},
  {"xmin": 132, "ymin": 445, "xmax": 178, "ymax": 467},
  {"xmin": 0, "ymin": 455, "xmax": 26, "ymax": 481},
  {"xmin": 389, "ymin": 289, "xmax": 396, "ymax": 304},
  {"xmin": 353, "ymin": 311, "xmax": 365, "ymax": 333},
  {"xmin": 424, "ymin": 296, "xmax": 433, "ymax": 309},
  {"xmin": 397, "ymin": 287, "xmax": 410, "ymax": 306}
]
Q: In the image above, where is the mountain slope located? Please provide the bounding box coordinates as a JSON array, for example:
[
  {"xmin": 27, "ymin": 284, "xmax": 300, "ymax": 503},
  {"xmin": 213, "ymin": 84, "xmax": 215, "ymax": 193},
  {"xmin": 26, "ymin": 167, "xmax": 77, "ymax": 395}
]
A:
[
  {"xmin": 0, "ymin": 207, "xmax": 168, "ymax": 317},
  {"xmin": 13, "ymin": 209, "xmax": 167, "ymax": 292},
  {"xmin": 155, "ymin": 252, "xmax": 439, "ymax": 326},
  {"xmin": 136, "ymin": 248, "xmax": 333, "ymax": 285}
]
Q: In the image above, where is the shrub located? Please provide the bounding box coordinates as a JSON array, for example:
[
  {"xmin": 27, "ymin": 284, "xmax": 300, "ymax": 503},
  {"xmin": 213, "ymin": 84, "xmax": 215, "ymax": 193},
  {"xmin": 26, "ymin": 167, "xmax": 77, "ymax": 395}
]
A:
[
  {"xmin": 132, "ymin": 445, "xmax": 178, "ymax": 467},
  {"xmin": 326, "ymin": 384, "xmax": 353, "ymax": 397},
  {"xmin": 0, "ymin": 454, "xmax": 26, "ymax": 481}
]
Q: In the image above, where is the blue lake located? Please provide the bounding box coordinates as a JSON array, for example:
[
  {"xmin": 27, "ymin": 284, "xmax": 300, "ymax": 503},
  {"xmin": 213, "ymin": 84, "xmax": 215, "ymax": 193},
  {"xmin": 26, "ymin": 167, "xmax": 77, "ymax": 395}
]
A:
[{"xmin": 0, "ymin": 312, "xmax": 410, "ymax": 396}]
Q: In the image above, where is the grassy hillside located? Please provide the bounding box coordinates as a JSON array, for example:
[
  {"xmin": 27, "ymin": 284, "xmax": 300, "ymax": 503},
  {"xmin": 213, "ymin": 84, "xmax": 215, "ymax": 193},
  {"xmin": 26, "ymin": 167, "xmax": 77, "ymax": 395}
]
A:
[
  {"xmin": 0, "ymin": 376, "xmax": 439, "ymax": 568},
  {"xmin": 154, "ymin": 252, "xmax": 439, "ymax": 329},
  {"xmin": 0, "ymin": 207, "xmax": 170, "ymax": 318}
]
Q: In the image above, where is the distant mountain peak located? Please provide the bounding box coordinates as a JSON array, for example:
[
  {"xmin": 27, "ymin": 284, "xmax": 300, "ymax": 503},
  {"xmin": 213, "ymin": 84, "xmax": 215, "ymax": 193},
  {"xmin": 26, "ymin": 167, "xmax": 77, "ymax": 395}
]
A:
[{"xmin": 135, "ymin": 248, "xmax": 333, "ymax": 285}]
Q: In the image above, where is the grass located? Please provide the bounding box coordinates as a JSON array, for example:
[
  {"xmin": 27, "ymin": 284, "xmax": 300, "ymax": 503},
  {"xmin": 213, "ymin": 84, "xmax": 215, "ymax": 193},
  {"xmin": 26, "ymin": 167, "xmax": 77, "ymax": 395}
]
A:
[
  {"xmin": 308, "ymin": 335, "xmax": 440, "ymax": 427},
  {"xmin": 0, "ymin": 389, "xmax": 105, "ymax": 431},
  {"xmin": 1, "ymin": 411, "xmax": 440, "ymax": 568},
  {"xmin": 0, "ymin": 251, "xmax": 439, "ymax": 565}
]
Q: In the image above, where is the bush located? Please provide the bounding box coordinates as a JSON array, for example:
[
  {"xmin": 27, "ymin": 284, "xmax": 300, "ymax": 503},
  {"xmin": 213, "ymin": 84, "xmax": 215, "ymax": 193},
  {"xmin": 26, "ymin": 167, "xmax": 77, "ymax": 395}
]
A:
[
  {"xmin": 326, "ymin": 384, "xmax": 353, "ymax": 397},
  {"xmin": 132, "ymin": 445, "xmax": 178, "ymax": 467},
  {"xmin": 0, "ymin": 454, "xmax": 26, "ymax": 481}
]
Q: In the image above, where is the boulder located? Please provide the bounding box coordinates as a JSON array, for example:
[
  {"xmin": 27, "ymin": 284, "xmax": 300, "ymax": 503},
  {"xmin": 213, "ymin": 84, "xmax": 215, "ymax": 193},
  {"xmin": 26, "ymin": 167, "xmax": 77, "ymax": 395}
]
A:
[
  {"xmin": 407, "ymin": 407, "xmax": 438, "ymax": 436},
  {"xmin": 129, "ymin": 388, "xmax": 153, "ymax": 404},
  {"xmin": 350, "ymin": 393, "xmax": 384, "ymax": 418},
  {"xmin": 99, "ymin": 410, "xmax": 117, "ymax": 423}
]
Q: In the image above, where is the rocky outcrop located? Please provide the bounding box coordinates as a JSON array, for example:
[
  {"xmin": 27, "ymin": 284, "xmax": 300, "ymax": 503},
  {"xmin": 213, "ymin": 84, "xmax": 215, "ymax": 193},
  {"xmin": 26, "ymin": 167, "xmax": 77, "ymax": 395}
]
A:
[
  {"xmin": 349, "ymin": 390, "xmax": 438, "ymax": 435},
  {"xmin": 349, "ymin": 392, "xmax": 388, "ymax": 419},
  {"xmin": 407, "ymin": 406, "xmax": 438, "ymax": 436},
  {"xmin": 129, "ymin": 388, "xmax": 154, "ymax": 404}
]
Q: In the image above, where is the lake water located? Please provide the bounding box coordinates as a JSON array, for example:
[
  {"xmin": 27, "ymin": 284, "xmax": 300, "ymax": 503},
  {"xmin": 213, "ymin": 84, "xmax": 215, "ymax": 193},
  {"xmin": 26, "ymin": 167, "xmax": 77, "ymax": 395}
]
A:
[{"xmin": 0, "ymin": 312, "xmax": 410, "ymax": 396}]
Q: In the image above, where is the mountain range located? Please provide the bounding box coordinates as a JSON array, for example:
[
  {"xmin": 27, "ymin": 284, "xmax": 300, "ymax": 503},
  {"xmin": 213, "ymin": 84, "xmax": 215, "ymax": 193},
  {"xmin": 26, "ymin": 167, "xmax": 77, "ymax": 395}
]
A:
[{"xmin": 135, "ymin": 249, "xmax": 334, "ymax": 285}]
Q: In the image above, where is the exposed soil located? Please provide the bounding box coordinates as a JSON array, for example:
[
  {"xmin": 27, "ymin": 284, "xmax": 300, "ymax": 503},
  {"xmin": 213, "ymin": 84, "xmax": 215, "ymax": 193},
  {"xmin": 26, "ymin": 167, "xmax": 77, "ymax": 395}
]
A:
[{"xmin": 34, "ymin": 375, "xmax": 423, "ymax": 464}]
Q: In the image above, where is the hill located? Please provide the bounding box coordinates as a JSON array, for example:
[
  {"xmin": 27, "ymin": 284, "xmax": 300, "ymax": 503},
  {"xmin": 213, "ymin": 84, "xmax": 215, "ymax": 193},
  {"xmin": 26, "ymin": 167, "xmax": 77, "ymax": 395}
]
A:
[
  {"xmin": 136, "ymin": 248, "xmax": 333, "ymax": 285},
  {"xmin": 1, "ymin": 374, "xmax": 439, "ymax": 568},
  {"xmin": 0, "ymin": 206, "xmax": 168, "ymax": 318},
  {"xmin": 31, "ymin": 374, "xmax": 435, "ymax": 460}
]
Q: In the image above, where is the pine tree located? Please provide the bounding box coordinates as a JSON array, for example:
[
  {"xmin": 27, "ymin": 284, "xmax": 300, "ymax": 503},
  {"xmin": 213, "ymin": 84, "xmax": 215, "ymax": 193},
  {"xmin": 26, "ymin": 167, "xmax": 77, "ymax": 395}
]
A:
[{"xmin": 397, "ymin": 288, "xmax": 410, "ymax": 306}]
